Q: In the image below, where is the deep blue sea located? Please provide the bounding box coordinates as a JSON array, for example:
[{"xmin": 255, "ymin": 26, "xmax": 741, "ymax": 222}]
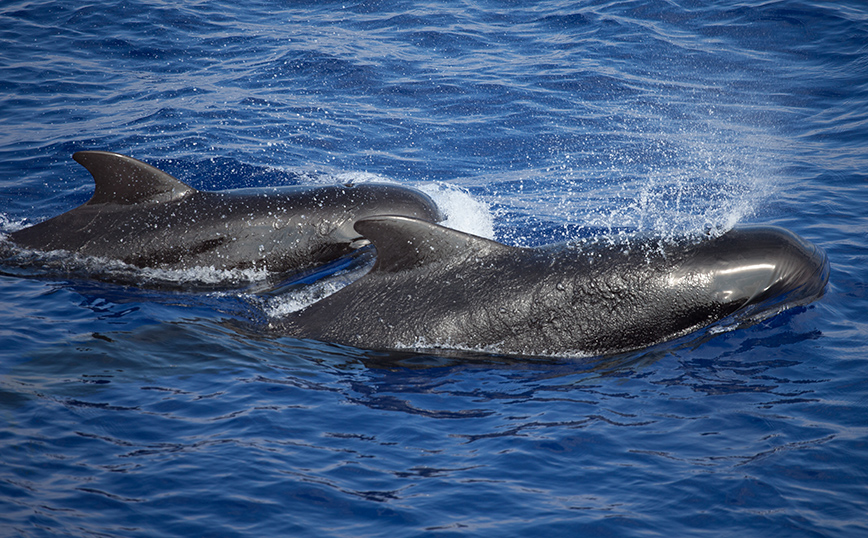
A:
[{"xmin": 2, "ymin": 0, "xmax": 867, "ymax": 536}]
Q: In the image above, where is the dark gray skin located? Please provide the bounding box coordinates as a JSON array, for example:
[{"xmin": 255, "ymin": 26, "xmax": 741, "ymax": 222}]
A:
[
  {"xmin": 9, "ymin": 151, "xmax": 442, "ymax": 273},
  {"xmin": 275, "ymin": 215, "xmax": 829, "ymax": 357}
]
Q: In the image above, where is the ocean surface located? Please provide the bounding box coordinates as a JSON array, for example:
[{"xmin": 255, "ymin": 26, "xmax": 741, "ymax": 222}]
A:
[{"xmin": 1, "ymin": 0, "xmax": 867, "ymax": 536}]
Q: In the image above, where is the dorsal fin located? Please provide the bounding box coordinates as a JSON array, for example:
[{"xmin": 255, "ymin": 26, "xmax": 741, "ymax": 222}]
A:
[
  {"xmin": 354, "ymin": 215, "xmax": 512, "ymax": 273},
  {"xmin": 73, "ymin": 151, "xmax": 196, "ymax": 206}
]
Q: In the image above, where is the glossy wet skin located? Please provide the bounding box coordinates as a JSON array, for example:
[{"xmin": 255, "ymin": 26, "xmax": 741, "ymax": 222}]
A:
[
  {"xmin": 9, "ymin": 152, "xmax": 443, "ymax": 273},
  {"xmin": 277, "ymin": 217, "xmax": 829, "ymax": 357}
]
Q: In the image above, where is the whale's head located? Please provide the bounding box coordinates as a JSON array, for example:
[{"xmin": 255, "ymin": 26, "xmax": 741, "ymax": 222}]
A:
[{"xmin": 677, "ymin": 226, "xmax": 829, "ymax": 316}]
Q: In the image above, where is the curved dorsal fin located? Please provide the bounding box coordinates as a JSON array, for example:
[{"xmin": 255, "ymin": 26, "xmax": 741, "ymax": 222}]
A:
[
  {"xmin": 354, "ymin": 215, "xmax": 512, "ymax": 273},
  {"xmin": 73, "ymin": 151, "xmax": 196, "ymax": 206}
]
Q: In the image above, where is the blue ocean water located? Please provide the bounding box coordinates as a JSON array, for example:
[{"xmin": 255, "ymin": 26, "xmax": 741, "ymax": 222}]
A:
[{"xmin": 1, "ymin": 0, "xmax": 867, "ymax": 536}]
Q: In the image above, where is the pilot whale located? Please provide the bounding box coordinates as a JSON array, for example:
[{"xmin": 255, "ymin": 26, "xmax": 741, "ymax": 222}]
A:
[
  {"xmin": 274, "ymin": 216, "xmax": 829, "ymax": 357},
  {"xmin": 8, "ymin": 151, "xmax": 442, "ymax": 274}
]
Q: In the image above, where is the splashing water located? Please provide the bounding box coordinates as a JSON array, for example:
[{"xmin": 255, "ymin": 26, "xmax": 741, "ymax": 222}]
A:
[
  {"xmin": 487, "ymin": 106, "xmax": 779, "ymax": 247},
  {"xmin": 419, "ymin": 182, "xmax": 495, "ymax": 239},
  {"xmin": 581, "ymin": 123, "xmax": 777, "ymax": 240}
]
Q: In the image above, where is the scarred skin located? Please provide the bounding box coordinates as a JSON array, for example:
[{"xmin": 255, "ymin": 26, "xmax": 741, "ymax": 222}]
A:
[{"xmin": 275, "ymin": 216, "xmax": 829, "ymax": 357}]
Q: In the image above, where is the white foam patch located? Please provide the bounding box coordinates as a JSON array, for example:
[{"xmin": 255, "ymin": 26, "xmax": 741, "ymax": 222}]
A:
[
  {"xmin": 0, "ymin": 241, "xmax": 272, "ymax": 288},
  {"xmin": 137, "ymin": 265, "xmax": 271, "ymax": 287},
  {"xmin": 261, "ymin": 262, "xmax": 373, "ymax": 317},
  {"xmin": 391, "ymin": 335, "xmax": 595, "ymax": 360},
  {"xmin": 0, "ymin": 213, "xmax": 28, "ymax": 233},
  {"xmin": 304, "ymin": 171, "xmax": 497, "ymax": 239},
  {"xmin": 419, "ymin": 182, "xmax": 495, "ymax": 239},
  {"xmin": 332, "ymin": 170, "xmax": 393, "ymax": 185},
  {"xmin": 262, "ymin": 279, "xmax": 349, "ymax": 317}
]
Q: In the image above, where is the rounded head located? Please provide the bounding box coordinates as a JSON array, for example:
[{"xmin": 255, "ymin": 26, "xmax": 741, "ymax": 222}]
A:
[{"xmin": 681, "ymin": 226, "xmax": 829, "ymax": 309}]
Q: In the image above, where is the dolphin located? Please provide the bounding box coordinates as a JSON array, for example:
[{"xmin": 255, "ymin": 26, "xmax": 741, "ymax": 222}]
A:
[
  {"xmin": 8, "ymin": 151, "xmax": 442, "ymax": 274},
  {"xmin": 274, "ymin": 215, "xmax": 829, "ymax": 357}
]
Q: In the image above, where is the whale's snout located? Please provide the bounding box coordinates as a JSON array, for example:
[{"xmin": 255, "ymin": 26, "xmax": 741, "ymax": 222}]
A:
[{"xmin": 691, "ymin": 227, "xmax": 829, "ymax": 311}]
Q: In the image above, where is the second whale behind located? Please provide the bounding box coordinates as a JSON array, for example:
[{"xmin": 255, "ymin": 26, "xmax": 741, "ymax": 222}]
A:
[{"xmin": 8, "ymin": 151, "xmax": 442, "ymax": 276}]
